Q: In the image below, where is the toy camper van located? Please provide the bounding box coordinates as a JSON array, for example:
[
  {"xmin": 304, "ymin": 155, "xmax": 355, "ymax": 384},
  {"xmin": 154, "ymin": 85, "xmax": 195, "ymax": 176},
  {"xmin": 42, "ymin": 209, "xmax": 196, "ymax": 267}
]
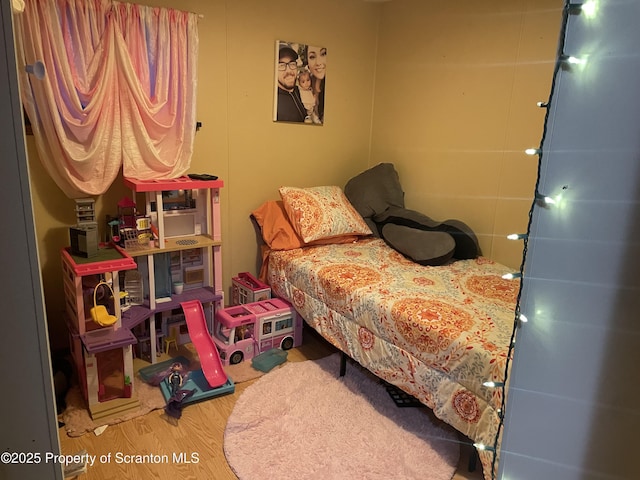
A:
[{"xmin": 213, "ymin": 298, "xmax": 302, "ymax": 365}]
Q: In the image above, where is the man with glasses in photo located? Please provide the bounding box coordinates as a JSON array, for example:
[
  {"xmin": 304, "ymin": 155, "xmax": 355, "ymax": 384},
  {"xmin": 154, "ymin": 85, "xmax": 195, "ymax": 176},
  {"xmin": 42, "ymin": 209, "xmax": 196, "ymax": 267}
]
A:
[{"xmin": 276, "ymin": 43, "xmax": 306, "ymax": 123}]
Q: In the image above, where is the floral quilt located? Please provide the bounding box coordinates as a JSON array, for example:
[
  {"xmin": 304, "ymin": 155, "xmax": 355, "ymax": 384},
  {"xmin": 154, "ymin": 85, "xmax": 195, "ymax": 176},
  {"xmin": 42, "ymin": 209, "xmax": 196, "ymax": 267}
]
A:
[{"xmin": 267, "ymin": 238, "xmax": 518, "ymax": 480}]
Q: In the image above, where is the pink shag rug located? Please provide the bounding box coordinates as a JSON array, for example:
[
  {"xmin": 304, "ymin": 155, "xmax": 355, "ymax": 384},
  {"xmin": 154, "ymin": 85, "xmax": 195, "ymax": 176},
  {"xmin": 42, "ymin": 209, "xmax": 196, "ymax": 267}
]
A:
[{"xmin": 224, "ymin": 354, "xmax": 460, "ymax": 480}]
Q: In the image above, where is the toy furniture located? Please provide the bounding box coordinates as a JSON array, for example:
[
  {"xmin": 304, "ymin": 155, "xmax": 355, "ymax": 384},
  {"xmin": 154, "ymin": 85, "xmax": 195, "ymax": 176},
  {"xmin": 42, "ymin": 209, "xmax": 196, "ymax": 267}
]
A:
[
  {"xmin": 70, "ymin": 198, "xmax": 98, "ymax": 258},
  {"xmin": 231, "ymin": 271, "xmax": 271, "ymax": 305},
  {"xmin": 164, "ymin": 327, "xmax": 178, "ymax": 355},
  {"xmin": 90, "ymin": 281, "xmax": 118, "ymax": 326}
]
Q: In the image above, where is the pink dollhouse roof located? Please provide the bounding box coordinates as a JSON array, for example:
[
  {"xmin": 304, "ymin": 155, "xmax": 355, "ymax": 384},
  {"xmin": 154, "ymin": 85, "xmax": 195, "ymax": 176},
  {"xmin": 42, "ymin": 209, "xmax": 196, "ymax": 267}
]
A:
[{"xmin": 123, "ymin": 176, "xmax": 224, "ymax": 192}]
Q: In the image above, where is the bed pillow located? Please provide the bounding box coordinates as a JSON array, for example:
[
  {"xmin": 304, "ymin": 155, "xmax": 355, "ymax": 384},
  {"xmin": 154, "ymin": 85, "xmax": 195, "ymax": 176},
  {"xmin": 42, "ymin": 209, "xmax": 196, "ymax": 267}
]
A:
[
  {"xmin": 381, "ymin": 224, "xmax": 456, "ymax": 266},
  {"xmin": 279, "ymin": 186, "xmax": 372, "ymax": 244},
  {"xmin": 251, "ymin": 200, "xmax": 359, "ymax": 250},
  {"xmin": 375, "ymin": 206, "xmax": 480, "ymax": 259},
  {"xmin": 251, "ymin": 200, "xmax": 306, "ymax": 250},
  {"xmin": 343, "ymin": 163, "xmax": 405, "ymax": 219}
]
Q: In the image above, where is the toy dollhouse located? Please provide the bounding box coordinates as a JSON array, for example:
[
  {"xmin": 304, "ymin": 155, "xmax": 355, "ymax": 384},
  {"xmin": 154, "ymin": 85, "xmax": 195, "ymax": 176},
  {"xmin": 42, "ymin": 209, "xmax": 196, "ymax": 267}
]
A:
[
  {"xmin": 62, "ymin": 176, "xmax": 224, "ymax": 420},
  {"xmin": 119, "ymin": 176, "xmax": 224, "ymax": 362},
  {"xmin": 62, "ymin": 244, "xmax": 140, "ymax": 420}
]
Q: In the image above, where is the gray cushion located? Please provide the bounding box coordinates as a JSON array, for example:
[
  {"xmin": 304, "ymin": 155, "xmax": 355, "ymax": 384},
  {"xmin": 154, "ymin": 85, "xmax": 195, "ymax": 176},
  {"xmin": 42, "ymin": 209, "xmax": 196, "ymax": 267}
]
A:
[
  {"xmin": 344, "ymin": 163, "xmax": 405, "ymax": 220},
  {"xmin": 344, "ymin": 163, "xmax": 480, "ymax": 263},
  {"xmin": 381, "ymin": 224, "xmax": 455, "ymax": 266},
  {"xmin": 375, "ymin": 206, "xmax": 480, "ymax": 259}
]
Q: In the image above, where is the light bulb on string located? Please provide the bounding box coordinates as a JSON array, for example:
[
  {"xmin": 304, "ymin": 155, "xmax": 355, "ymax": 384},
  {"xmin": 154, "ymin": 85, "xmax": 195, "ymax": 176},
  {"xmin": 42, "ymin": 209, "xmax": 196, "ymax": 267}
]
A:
[
  {"xmin": 568, "ymin": 1, "xmax": 598, "ymax": 18},
  {"xmin": 518, "ymin": 313, "xmax": 529, "ymax": 324},
  {"xmin": 525, "ymin": 148, "xmax": 541, "ymax": 156},
  {"xmin": 483, "ymin": 381, "xmax": 505, "ymax": 388},
  {"xmin": 473, "ymin": 443, "xmax": 496, "ymax": 453},
  {"xmin": 536, "ymin": 185, "xmax": 569, "ymax": 209},
  {"xmin": 507, "ymin": 233, "xmax": 527, "ymax": 240},
  {"xmin": 535, "ymin": 192, "xmax": 557, "ymax": 206},
  {"xmin": 502, "ymin": 272, "xmax": 522, "ymax": 280},
  {"xmin": 537, "ymin": 101, "xmax": 549, "ymax": 108},
  {"xmin": 560, "ymin": 54, "xmax": 588, "ymax": 72}
]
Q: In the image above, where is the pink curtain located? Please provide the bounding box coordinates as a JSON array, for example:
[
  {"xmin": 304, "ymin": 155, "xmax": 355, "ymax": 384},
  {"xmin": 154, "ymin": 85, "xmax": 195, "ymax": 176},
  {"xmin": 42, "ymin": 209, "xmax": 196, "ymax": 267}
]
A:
[{"xmin": 14, "ymin": 0, "xmax": 198, "ymax": 198}]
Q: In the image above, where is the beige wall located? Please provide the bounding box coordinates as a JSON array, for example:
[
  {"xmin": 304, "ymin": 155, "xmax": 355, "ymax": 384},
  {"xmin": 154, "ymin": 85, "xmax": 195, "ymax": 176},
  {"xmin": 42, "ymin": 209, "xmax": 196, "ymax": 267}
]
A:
[
  {"xmin": 25, "ymin": 0, "xmax": 560, "ymax": 350},
  {"xmin": 372, "ymin": 0, "xmax": 561, "ymax": 268}
]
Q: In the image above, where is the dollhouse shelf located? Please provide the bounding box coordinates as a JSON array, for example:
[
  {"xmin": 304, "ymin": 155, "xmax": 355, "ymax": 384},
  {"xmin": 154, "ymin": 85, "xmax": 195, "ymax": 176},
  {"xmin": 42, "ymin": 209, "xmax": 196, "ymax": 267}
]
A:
[
  {"xmin": 81, "ymin": 327, "xmax": 138, "ymax": 354},
  {"xmin": 125, "ymin": 234, "xmax": 221, "ymax": 257},
  {"xmin": 122, "ymin": 287, "xmax": 222, "ymax": 331}
]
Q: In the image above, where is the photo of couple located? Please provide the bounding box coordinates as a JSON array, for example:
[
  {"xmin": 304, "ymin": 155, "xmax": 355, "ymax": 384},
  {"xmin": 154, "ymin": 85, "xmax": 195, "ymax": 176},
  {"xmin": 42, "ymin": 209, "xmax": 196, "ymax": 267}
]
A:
[{"xmin": 274, "ymin": 40, "xmax": 326, "ymax": 125}]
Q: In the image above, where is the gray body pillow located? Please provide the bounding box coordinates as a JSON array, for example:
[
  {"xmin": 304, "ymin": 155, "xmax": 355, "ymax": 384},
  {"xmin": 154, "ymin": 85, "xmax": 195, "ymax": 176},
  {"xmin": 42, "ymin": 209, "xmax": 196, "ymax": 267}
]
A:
[
  {"xmin": 375, "ymin": 206, "xmax": 479, "ymax": 260},
  {"xmin": 344, "ymin": 163, "xmax": 480, "ymax": 265},
  {"xmin": 381, "ymin": 224, "xmax": 456, "ymax": 266}
]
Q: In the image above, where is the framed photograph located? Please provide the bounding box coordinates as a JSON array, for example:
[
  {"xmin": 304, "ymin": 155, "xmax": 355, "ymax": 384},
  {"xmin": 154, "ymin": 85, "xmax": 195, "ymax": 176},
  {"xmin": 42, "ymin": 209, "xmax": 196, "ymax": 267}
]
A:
[{"xmin": 273, "ymin": 40, "xmax": 327, "ymax": 125}]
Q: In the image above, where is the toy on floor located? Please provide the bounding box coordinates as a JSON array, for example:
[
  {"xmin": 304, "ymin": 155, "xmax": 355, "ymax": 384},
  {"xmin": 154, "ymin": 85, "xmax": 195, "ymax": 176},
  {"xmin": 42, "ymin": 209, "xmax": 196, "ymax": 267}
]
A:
[
  {"xmin": 140, "ymin": 360, "xmax": 195, "ymax": 419},
  {"xmin": 165, "ymin": 362, "xmax": 196, "ymax": 418}
]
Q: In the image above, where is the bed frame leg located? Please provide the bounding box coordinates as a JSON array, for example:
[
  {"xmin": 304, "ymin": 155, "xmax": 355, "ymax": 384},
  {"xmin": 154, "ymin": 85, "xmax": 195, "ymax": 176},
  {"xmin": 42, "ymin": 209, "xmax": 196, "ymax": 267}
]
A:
[{"xmin": 339, "ymin": 351, "xmax": 347, "ymax": 377}]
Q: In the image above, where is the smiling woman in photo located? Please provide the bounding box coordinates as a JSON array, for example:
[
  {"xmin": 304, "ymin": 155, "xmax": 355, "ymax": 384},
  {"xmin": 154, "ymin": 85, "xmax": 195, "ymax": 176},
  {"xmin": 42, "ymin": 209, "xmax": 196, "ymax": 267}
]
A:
[{"xmin": 307, "ymin": 45, "xmax": 326, "ymax": 123}]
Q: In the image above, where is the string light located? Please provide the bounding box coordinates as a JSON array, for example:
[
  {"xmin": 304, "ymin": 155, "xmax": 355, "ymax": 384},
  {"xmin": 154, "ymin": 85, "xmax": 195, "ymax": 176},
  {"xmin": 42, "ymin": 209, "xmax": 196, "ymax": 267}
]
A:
[
  {"xmin": 568, "ymin": 1, "xmax": 597, "ymax": 17},
  {"xmin": 535, "ymin": 192, "xmax": 557, "ymax": 206},
  {"xmin": 483, "ymin": 381, "xmax": 505, "ymax": 388},
  {"xmin": 473, "ymin": 443, "xmax": 496, "ymax": 452},
  {"xmin": 581, "ymin": 0, "xmax": 597, "ymax": 17},
  {"xmin": 502, "ymin": 272, "xmax": 522, "ymax": 280},
  {"xmin": 488, "ymin": 3, "xmax": 583, "ymax": 477},
  {"xmin": 507, "ymin": 233, "xmax": 527, "ymax": 240},
  {"xmin": 560, "ymin": 54, "xmax": 586, "ymax": 66}
]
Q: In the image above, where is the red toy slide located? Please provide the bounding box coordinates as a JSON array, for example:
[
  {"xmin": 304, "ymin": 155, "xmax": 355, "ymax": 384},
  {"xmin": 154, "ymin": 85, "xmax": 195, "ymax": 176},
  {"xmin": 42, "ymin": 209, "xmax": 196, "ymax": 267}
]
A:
[{"xmin": 180, "ymin": 300, "xmax": 228, "ymax": 388}]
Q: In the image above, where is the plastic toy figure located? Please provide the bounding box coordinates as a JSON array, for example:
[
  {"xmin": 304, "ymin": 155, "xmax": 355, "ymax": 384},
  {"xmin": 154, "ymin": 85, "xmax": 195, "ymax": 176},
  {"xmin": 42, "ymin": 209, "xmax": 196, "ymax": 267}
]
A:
[
  {"xmin": 167, "ymin": 362, "xmax": 185, "ymax": 394},
  {"xmin": 163, "ymin": 362, "xmax": 195, "ymax": 419},
  {"xmin": 140, "ymin": 361, "xmax": 195, "ymax": 419}
]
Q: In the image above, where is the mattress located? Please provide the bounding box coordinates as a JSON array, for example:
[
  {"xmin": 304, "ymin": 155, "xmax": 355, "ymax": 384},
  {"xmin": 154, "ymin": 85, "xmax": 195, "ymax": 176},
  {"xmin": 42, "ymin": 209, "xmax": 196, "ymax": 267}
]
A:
[{"xmin": 267, "ymin": 237, "xmax": 518, "ymax": 480}]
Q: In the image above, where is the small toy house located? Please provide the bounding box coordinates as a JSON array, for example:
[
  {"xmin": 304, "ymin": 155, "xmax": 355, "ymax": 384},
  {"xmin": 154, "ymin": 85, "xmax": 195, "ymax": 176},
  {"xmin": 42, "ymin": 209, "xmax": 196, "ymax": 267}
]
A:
[
  {"xmin": 232, "ymin": 272, "xmax": 271, "ymax": 305},
  {"xmin": 61, "ymin": 244, "xmax": 140, "ymax": 420}
]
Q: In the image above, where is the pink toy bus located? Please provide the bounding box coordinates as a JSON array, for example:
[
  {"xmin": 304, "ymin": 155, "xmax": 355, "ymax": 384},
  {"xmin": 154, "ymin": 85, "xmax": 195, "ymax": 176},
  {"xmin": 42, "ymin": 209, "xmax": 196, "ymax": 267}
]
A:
[{"xmin": 213, "ymin": 297, "xmax": 302, "ymax": 365}]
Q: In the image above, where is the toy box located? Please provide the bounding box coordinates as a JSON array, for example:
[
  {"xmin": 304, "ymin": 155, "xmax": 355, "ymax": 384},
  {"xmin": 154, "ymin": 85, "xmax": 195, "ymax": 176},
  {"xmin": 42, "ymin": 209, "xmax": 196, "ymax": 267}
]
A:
[
  {"xmin": 213, "ymin": 297, "xmax": 302, "ymax": 366},
  {"xmin": 231, "ymin": 272, "xmax": 271, "ymax": 305}
]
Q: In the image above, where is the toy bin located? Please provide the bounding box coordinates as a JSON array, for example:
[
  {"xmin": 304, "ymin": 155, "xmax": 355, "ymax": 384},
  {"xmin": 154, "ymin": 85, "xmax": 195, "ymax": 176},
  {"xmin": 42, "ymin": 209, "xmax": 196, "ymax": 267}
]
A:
[{"xmin": 231, "ymin": 272, "xmax": 271, "ymax": 305}]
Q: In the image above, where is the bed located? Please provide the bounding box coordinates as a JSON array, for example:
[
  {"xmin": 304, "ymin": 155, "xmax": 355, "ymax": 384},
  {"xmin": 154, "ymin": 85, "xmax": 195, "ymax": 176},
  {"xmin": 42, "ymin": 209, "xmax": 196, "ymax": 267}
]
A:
[{"xmin": 252, "ymin": 166, "xmax": 518, "ymax": 480}]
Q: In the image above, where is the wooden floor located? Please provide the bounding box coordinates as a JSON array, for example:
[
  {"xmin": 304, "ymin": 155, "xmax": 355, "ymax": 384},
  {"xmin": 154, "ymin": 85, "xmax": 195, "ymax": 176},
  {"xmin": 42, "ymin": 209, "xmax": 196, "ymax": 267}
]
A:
[{"xmin": 59, "ymin": 326, "xmax": 483, "ymax": 480}]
